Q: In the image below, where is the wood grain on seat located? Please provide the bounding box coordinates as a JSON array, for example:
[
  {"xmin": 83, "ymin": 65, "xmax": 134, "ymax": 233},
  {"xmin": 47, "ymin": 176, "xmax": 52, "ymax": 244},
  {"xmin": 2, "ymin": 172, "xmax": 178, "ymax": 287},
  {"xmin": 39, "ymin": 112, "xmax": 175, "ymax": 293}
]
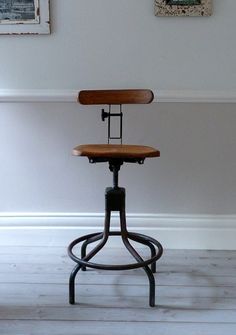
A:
[
  {"xmin": 73, "ymin": 144, "xmax": 160, "ymax": 159},
  {"xmin": 78, "ymin": 89, "xmax": 154, "ymax": 105}
]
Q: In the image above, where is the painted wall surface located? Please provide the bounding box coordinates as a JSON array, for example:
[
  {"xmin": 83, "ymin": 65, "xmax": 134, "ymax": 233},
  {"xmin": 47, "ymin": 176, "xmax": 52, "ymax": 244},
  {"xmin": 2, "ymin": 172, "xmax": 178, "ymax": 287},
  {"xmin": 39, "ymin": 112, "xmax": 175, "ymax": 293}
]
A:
[
  {"xmin": 0, "ymin": 102, "xmax": 235, "ymax": 214},
  {"xmin": 0, "ymin": 0, "xmax": 236, "ymax": 216},
  {"xmin": 0, "ymin": 0, "xmax": 235, "ymax": 91}
]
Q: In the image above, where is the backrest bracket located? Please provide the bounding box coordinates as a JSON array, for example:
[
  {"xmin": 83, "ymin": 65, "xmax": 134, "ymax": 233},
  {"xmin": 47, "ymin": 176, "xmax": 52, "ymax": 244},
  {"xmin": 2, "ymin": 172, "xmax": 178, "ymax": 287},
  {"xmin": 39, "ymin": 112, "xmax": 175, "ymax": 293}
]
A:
[{"xmin": 101, "ymin": 105, "xmax": 123, "ymax": 144}]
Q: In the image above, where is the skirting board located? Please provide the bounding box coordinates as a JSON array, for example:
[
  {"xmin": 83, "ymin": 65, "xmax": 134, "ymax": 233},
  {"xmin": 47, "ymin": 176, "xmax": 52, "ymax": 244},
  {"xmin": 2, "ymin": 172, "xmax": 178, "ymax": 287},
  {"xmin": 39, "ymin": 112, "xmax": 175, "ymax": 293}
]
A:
[
  {"xmin": 0, "ymin": 213, "xmax": 236, "ymax": 250},
  {"xmin": 1, "ymin": 89, "xmax": 236, "ymax": 103}
]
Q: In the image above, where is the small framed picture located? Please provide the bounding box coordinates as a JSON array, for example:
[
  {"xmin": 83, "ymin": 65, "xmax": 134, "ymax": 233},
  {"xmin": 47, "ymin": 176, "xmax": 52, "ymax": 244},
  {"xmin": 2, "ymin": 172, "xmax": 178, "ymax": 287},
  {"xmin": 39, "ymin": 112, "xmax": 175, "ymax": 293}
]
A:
[
  {"xmin": 155, "ymin": 0, "xmax": 212, "ymax": 16},
  {"xmin": 0, "ymin": 0, "xmax": 50, "ymax": 35}
]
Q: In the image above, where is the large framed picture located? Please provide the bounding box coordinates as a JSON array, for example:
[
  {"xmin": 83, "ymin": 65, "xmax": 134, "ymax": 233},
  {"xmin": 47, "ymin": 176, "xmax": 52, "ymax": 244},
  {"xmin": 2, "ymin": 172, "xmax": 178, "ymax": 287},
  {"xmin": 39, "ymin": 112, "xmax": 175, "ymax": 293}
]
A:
[
  {"xmin": 155, "ymin": 0, "xmax": 212, "ymax": 16},
  {"xmin": 0, "ymin": 0, "xmax": 50, "ymax": 34}
]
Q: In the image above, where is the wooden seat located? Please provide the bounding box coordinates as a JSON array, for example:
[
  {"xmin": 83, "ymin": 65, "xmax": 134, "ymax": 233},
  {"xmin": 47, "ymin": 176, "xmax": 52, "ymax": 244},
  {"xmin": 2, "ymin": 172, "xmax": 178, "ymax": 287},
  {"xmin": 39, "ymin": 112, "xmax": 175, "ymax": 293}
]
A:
[{"xmin": 73, "ymin": 144, "xmax": 160, "ymax": 159}]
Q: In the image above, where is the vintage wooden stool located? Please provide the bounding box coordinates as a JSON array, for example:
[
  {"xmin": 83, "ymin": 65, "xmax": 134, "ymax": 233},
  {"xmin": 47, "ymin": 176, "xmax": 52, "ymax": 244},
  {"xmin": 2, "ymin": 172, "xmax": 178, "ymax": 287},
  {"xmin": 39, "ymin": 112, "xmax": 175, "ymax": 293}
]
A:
[{"xmin": 68, "ymin": 89, "xmax": 163, "ymax": 307}]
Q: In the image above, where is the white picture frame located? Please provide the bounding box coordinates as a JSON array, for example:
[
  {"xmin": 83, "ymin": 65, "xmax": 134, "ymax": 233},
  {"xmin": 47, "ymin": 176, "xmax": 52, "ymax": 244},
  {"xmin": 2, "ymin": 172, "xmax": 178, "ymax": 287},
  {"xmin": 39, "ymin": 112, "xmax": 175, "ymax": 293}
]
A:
[
  {"xmin": 0, "ymin": 0, "xmax": 50, "ymax": 35},
  {"xmin": 155, "ymin": 0, "xmax": 212, "ymax": 17}
]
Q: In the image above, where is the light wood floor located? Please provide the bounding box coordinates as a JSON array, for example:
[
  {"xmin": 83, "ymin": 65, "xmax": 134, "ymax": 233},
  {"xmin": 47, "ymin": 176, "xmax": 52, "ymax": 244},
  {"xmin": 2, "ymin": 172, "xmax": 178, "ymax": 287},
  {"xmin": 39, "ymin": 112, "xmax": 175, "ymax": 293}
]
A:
[{"xmin": 0, "ymin": 244, "xmax": 236, "ymax": 334}]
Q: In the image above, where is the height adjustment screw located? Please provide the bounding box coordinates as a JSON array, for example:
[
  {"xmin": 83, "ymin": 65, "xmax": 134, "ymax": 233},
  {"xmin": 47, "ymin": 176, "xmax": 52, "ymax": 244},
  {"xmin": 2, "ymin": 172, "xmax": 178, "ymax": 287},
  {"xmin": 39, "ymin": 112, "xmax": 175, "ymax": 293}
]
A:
[{"xmin": 101, "ymin": 109, "xmax": 109, "ymax": 121}]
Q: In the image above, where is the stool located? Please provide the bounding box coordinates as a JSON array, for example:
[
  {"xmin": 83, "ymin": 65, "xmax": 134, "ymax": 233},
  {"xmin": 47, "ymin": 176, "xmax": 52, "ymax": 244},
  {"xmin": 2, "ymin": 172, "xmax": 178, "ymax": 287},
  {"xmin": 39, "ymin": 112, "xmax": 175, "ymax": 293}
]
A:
[{"xmin": 68, "ymin": 89, "xmax": 163, "ymax": 307}]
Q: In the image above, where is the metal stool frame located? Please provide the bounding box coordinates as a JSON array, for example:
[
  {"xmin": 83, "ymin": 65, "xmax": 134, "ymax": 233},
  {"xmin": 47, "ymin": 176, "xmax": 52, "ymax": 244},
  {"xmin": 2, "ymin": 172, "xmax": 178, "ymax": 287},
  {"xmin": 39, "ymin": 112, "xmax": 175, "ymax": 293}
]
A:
[{"xmin": 68, "ymin": 159, "xmax": 163, "ymax": 307}]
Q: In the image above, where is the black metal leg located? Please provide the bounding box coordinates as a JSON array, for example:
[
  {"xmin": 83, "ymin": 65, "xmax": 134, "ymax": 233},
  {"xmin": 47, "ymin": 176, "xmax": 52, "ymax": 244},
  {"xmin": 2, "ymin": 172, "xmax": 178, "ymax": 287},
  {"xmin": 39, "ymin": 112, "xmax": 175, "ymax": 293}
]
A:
[
  {"xmin": 69, "ymin": 211, "xmax": 111, "ymax": 304},
  {"xmin": 119, "ymin": 210, "xmax": 156, "ymax": 307},
  {"xmin": 81, "ymin": 233, "xmax": 103, "ymax": 271},
  {"xmin": 69, "ymin": 264, "xmax": 81, "ymax": 304},
  {"xmin": 128, "ymin": 233, "xmax": 157, "ymax": 273}
]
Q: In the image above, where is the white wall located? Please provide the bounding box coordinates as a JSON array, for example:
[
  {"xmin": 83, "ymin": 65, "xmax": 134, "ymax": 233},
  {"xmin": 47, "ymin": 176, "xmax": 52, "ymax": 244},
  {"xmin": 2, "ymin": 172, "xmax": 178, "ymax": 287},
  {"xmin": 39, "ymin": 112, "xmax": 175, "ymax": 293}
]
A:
[
  {"xmin": 0, "ymin": 0, "xmax": 236, "ymax": 91},
  {"xmin": 0, "ymin": 1, "xmax": 236, "ymax": 249},
  {"xmin": 1, "ymin": 101, "xmax": 235, "ymax": 215}
]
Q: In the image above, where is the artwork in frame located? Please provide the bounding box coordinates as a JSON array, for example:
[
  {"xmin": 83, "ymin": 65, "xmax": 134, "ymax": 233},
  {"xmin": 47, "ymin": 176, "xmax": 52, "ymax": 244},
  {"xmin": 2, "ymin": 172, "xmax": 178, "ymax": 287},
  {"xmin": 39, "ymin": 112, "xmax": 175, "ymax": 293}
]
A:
[
  {"xmin": 155, "ymin": 0, "xmax": 212, "ymax": 16},
  {"xmin": 0, "ymin": 0, "xmax": 50, "ymax": 34}
]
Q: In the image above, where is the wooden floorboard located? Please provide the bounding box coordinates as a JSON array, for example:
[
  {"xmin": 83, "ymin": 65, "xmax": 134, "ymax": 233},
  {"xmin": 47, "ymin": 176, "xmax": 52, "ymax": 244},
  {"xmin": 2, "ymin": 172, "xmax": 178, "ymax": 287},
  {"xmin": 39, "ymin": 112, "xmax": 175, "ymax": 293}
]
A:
[
  {"xmin": 0, "ymin": 247, "xmax": 236, "ymax": 334},
  {"xmin": 0, "ymin": 321, "xmax": 235, "ymax": 335}
]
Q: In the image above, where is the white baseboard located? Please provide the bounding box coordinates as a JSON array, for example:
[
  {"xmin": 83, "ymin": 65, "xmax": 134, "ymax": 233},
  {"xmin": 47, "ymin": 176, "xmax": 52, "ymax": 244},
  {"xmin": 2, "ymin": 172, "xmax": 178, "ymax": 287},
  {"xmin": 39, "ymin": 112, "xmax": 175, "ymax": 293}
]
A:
[
  {"xmin": 1, "ymin": 89, "xmax": 236, "ymax": 103},
  {"xmin": 0, "ymin": 213, "xmax": 236, "ymax": 250}
]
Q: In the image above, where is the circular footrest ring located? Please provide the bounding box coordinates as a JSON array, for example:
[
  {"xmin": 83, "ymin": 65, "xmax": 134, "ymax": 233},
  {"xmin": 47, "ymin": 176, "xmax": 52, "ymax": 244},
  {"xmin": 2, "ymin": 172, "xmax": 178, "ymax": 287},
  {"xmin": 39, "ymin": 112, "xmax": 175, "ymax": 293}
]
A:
[{"xmin": 68, "ymin": 231, "xmax": 163, "ymax": 271}]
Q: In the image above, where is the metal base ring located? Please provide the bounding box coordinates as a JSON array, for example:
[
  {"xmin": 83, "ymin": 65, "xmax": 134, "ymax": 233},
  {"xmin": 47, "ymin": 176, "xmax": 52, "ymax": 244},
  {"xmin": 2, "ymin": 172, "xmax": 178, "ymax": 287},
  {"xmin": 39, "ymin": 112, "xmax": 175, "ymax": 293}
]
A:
[{"xmin": 68, "ymin": 231, "xmax": 163, "ymax": 271}]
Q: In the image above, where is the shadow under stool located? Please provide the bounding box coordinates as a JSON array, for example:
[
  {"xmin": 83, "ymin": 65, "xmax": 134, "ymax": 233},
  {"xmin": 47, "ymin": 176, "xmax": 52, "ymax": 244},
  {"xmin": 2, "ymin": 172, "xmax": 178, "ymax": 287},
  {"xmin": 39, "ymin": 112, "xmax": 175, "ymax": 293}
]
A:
[{"xmin": 68, "ymin": 89, "xmax": 163, "ymax": 307}]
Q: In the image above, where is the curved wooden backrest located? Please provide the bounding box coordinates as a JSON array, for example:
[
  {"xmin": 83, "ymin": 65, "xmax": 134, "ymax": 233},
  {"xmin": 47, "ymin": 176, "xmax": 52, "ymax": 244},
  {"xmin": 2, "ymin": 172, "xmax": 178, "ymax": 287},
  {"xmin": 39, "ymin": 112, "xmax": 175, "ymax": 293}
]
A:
[{"xmin": 78, "ymin": 89, "xmax": 154, "ymax": 105}]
